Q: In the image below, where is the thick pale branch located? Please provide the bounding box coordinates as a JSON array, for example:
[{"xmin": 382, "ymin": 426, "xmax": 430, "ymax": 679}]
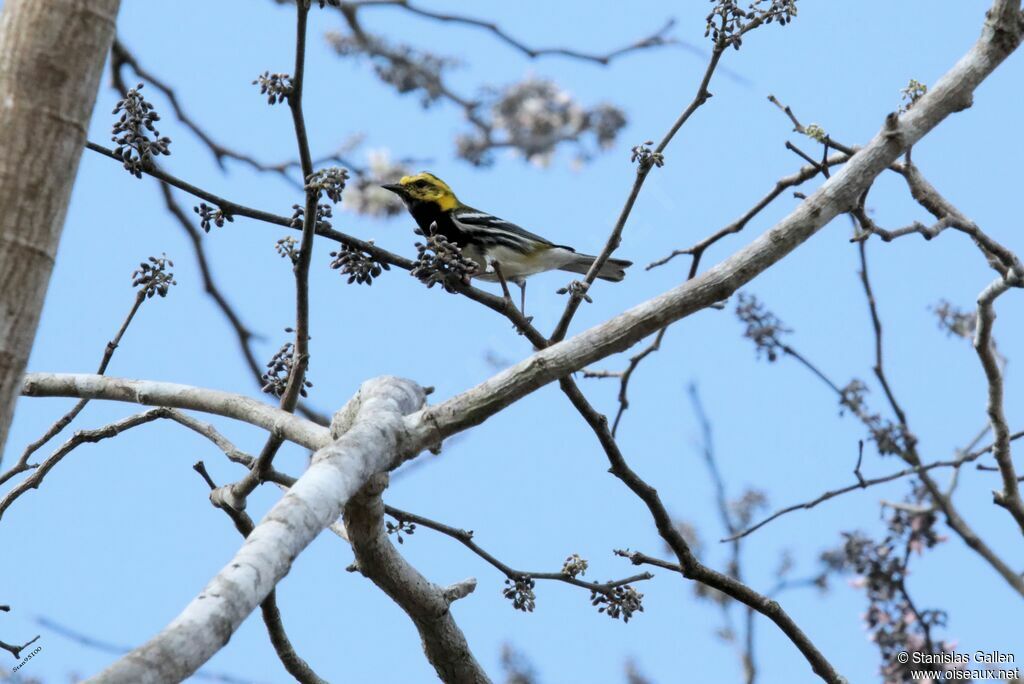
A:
[
  {"xmin": 345, "ymin": 475, "xmax": 490, "ymax": 684},
  {"xmin": 21, "ymin": 373, "xmax": 328, "ymax": 451},
  {"xmin": 191, "ymin": 462, "xmax": 328, "ymax": 684},
  {"xmin": 418, "ymin": 2, "xmax": 1022, "ymax": 442},
  {"xmin": 86, "ymin": 376, "xmax": 426, "ymax": 683},
  {"xmin": 18, "ymin": 5, "xmax": 1023, "ymax": 678}
]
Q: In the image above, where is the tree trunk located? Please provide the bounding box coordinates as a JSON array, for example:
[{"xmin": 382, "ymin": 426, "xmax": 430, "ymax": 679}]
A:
[{"xmin": 0, "ymin": 0, "xmax": 120, "ymax": 460}]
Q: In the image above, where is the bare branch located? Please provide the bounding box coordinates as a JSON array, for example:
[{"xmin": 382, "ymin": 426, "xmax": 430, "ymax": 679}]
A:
[
  {"xmin": 0, "ymin": 408, "xmax": 168, "ymax": 520},
  {"xmin": 20, "ymin": 10, "xmax": 1024, "ymax": 674},
  {"xmin": 425, "ymin": 0, "xmax": 1024, "ymax": 440},
  {"xmin": 766, "ymin": 93, "xmax": 858, "ymax": 157},
  {"xmin": 724, "ymin": 434, "xmax": 1022, "ymax": 542},
  {"xmin": 852, "ymin": 157, "xmax": 1024, "ymax": 531},
  {"xmin": 858, "ymin": 160, "xmax": 1024, "ymax": 278},
  {"xmin": 548, "ymin": 39, "xmax": 725, "ymax": 343},
  {"xmin": 21, "ymin": 373, "xmax": 329, "ymax": 451},
  {"xmin": 346, "ymin": 476, "xmax": 491, "ymax": 683},
  {"xmin": 192, "ymin": 462, "xmax": 328, "ymax": 684},
  {"xmin": 0, "ymin": 634, "xmax": 39, "ymax": 661},
  {"xmin": 615, "ymin": 549, "xmax": 682, "ymax": 574},
  {"xmin": 850, "ymin": 210, "xmax": 954, "ymax": 243},
  {"xmin": 88, "ymin": 376, "xmax": 426, "ymax": 683},
  {"xmin": 646, "ymin": 153, "xmax": 849, "ymax": 272},
  {"xmin": 549, "ymin": 5, "xmax": 804, "ymax": 342},
  {"xmin": 84, "ymin": 142, "xmax": 416, "ymax": 273},
  {"xmin": 559, "ymin": 377, "xmax": 843, "ymax": 683},
  {"xmin": 974, "ymin": 273, "xmax": 1024, "ymax": 529},
  {"xmin": 383, "ymin": 505, "xmax": 653, "ymax": 600},
  {"xmin": 230, "ymin": 1, "xmax": 321, "ymax": 505},
  {"xmin": 581, "ymin": 328, "xmax": 668, "ymax": 436},
  {"xmin": 740, "ymin": 263, "xmax": 1024, "ymax": 596},
  {"xmin": 35, "ymin": 615, "xmax": 260, "ymax": 684},
  {"xmin": 110, "ymin": 37, "xmax": 373, "ymax": 187},
  {"xmin": 855, "ymin": 239, "xmax": 913, "ymax": 434},
  {"xmin": 0, "ymin": 406, "xmax": 261, "ymax": 521},
  {"xmin": 1, "ymin": 287, "xmax": 147, "ymax": 487},
  {"xmin": 0, "ymin": 604, "xmax": 39, "ymax": 661},
  {"xmin": 366, "ymin": 1, "xmax": 677, "ymax": 65}
]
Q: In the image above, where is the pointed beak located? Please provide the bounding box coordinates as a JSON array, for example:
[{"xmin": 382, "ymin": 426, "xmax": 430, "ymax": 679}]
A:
[{"xmin": 380, "ymin": 183, "xmax": 404, "ymax": 195}]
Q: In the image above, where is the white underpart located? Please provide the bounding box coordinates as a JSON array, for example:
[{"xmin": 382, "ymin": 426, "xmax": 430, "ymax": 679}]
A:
[{"xmin": 468, "ymin": 245, "xmax": 578, "ymax": 282}]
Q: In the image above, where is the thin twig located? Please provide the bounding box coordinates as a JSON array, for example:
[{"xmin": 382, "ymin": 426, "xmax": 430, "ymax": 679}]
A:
[
  {"xmin": 384, "ymin": 505, "xmax": 653, "ymax": 598},
  {"xmin": 232, "ymin": 2, "xmax": 328, "ymax": 504},
  {"xmin": 646, "ymin": 153, "xmax": 849, "ymax": 272},
  {"xmin": 158, "ymin": 181, "xmax": 330, "ymax": 427},
  {"xmin": 0, "ymin": 406, "xmax": 260, "ymax": 521},
  {"xmin": 582, "ymin": 328, "xmax": 668, "ymax": 436},
  {"xmin": 615, "ymin": 549, "xmax": 681, "ymax": 573},
  {"xmin": 766, "ymin": 94, "xmax": 857, "ymax": 157},
  {"xmin": 0, "ymin": 634, "xmax": 40, "ymax": 661},
  {"xmin": 756, "ymin": 253, "xmax": 1024, "ymax": 596},
  {"xmin": 587, "ymin": 147, "xmax": 844, "ymax": 434},
  {"xmin": 974, "ymin": 273, "xmax": 1024, "ymax": 530},
  {"xmin": 784, "ymin": 140, "xmax": 828, "ymax": 177},
  {"xmin": 852, "ymin": 165, "xmax": 1024, "ymax": 534},
  {"xmin": 688, "ymin": 383, "xmax": 759, "ymax": 684},
  {"xmin": 85, "ymin": 142, "xmax": 415, "ymax": 272},
  {"xmin": 1, "ymin": 290, "xmax": 146, "ymax": 487},
  {"xmin": 548, "ymin": 22, "xmax": 738, "ymax": 344},
  {"xmin": 0, "ymin": 409, "xmax": 169, "ymax": 520},
  {"xmin": 723, "ymin": 435, "xmax": 1020, "ymax": 542},
  {"xmin": 856, "ymin": 237, "xmax": 913, "ymax": 433},
  {"xmin": 0, "ymin": 605, "xmax": 39, "ymax": 662},
  {"xmin": 558, "ymin": 377, "xmax": 843, "ymax": 683},
  {"xmin": 561, "ymin": 31, "xmax": 740, "ymax": 428},
  {"xmin": 368, "ymin": 2, "xmax": 677, "ymax": 65}
]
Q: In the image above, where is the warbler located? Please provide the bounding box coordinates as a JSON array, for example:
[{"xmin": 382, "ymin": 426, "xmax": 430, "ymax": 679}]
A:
[{"xmin": 382, "ymin": 172, "xmax": 632, "ymax": 310}]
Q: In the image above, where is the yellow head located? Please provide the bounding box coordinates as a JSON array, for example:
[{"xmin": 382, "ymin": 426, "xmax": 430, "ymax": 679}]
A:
[{"xmin": 381, "ymin": 172, "xmax": 458, "ymax": 211}]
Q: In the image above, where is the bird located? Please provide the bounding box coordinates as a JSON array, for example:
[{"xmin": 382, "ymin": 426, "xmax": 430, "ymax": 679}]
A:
[{"xmin": 381, "ymin": 172, "xmax": 632, "ymax": 313}]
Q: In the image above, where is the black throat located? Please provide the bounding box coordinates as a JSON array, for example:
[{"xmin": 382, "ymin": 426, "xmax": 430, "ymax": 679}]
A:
[{"xmin": 406, "ymin": 200, "xmax": 464, "ymax": 246}]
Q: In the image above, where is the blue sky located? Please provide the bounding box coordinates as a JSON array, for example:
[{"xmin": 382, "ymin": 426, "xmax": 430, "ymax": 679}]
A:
[{"xmin": 2, "ymin": 1, "xmax": 1022, "ymax": 682}]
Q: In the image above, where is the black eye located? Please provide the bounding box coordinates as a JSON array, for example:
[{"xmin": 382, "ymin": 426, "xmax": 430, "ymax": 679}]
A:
[{"xmin": 414, "ymin": 180, "xmax": 428, "ymax": 188}]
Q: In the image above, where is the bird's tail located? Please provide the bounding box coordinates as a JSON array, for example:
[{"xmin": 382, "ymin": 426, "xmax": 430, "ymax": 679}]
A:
[{"xmin": 558, "ymin": 253, "xmax": 632, "ymax": 282}]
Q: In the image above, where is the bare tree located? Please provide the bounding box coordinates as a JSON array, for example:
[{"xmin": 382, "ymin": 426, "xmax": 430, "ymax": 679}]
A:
[
  {"xmin": 0, "ymin": 0, "xmax": 121, "ymax": 457},
  {"xmin": 2, "ymin": 1, "xmax": 1022, "ymax": 682}
]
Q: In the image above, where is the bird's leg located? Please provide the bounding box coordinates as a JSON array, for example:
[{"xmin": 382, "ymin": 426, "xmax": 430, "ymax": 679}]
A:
[
  {"xmin": 490, "ymin": 260, "xmax": 533, "ymax": 326},
  {"xmin": 512, "ymin": 279, "xmax": 533, "ymax": 324},
  {"xmin": 490, "ymin": 260, "xmax": 513, "ymax": 302}
]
